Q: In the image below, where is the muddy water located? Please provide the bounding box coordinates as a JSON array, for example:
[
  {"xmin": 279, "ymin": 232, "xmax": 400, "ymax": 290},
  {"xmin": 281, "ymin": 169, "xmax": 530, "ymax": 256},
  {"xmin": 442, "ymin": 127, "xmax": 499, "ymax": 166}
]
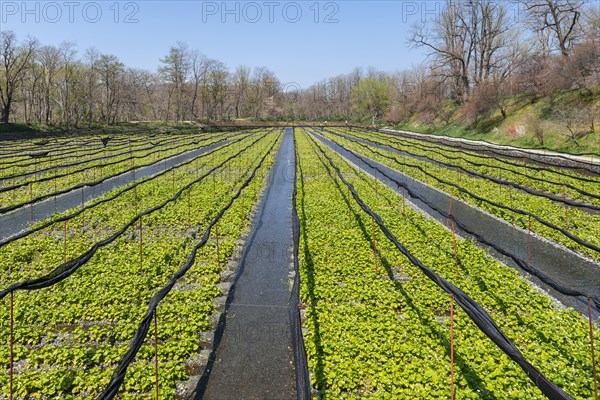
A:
[
  {"xmin": 197, "ymin": 128, "xmax": 296, "ymax": 399},
  {"xmin": 0, "ymin": 139, "xmax": 237, "ymax": 241},
  {"xmin": 310, "ymin": 130, "xmax": 600, "ymax": 319}
]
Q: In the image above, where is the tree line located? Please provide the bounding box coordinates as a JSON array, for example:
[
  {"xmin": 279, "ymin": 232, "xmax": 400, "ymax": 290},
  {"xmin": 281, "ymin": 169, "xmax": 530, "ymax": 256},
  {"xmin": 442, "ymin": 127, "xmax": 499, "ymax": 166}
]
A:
[{"xmin": 1, "ymin": 0, "xmax": 599, "ymax": 127}]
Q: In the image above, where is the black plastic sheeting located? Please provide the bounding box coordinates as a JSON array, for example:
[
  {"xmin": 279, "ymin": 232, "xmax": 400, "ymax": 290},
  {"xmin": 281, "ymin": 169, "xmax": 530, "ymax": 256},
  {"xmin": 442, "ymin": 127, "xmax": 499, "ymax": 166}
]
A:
[
  {"xmin": 0, "ymin": 134, "xmax": 267, "ymax": 299},
  {"xmin": 0, "ymin": 135, "xmax": 241, "ymax": 215},
  {"xmin": 351, "ymin": 129, "xmax": 600, "ymax": 201},
  {"xmin": 97, "ymin": 134, "xmax": 280, "ymax": 399},
  {"xmin": 0, "ymin": 134, "xmax": 252, "ymax": 247},
  {"xmin": 323, "ymin": 128, "xmax": 600, "ymax": 211},
  {"xmin": 382, "ymin": 129, "xmax": 600, "ymax": 174},
  {"xmin": 317, "ymin": 129, "xmax": 600, "ymax": 257},
  {"xmin": 290, "ymin": 131, "xmax": 312, "ymax": 400},
  {"xmin": 0, "ymin": 135, "xmax": 151, "ymax": 165},
  {"xmin": 0, "ymin": 137, "xmax": 252, "ymax": 241},
  {"xmin": 308, "ymin": 129, "xmax": 600, "ymax": 311},
  {"xmin": 0, "ymin": 138, "xmax": 99, "ymax": 158},
  {"xmin": 1, "ymin": 135, "xmax": 183, "ymax": 179},
  {"xmin": 367, "ymin": 129, "xmax": 600, "ymax": 185},
  {"xmin": 306, "ymin": 132, "xmax": 574, "ymax": 400},
  {"xmin": 0, "ymin": 135, "xmax": 217, "ymax": 195},
  {"xmin": 383, "ymin": 129, "xmax": 600, "ymax": 158}
]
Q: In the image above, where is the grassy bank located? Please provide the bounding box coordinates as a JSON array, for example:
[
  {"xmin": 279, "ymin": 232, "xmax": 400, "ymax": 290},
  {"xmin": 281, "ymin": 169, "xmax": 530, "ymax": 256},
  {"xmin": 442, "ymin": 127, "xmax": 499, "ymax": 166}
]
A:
[{"xmin": 390, "ymin": 90, "xmax": 600, "ymax": 155}]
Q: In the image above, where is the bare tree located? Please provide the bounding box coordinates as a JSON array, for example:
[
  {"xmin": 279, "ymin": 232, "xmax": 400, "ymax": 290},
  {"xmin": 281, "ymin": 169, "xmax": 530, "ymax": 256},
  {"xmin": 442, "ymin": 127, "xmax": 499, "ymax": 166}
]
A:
[
  {"xmin": 189, "ymin": 51, "xmax": 209, "ymax": 120},
  {"xmin": 203, "ymin": 60, "xmax": 229, "ymax": 120},
  {"xmin": 411, "ymin": 0, "xmax": 511, "ymax": 102},
  {"xmin": 520, "ymin": 0, "xmax": 584, "ymax": 58},
  {"xmin": 58, "ymin": 41, "xmax": 77, "ymax": 127},
  {"xmin": 37, "ymin": 45, "xmax": 62, "ymax": 124},
  {"xmin": 96, "ymin": 54, "xmax": 124, "ymax": 124},
  {"xmin": 0, "ymin": 31, "xmax": 37, "ymax": 123},
  {"xmin": 232, "ymin": 65, "xmax": 250, "ymax": 118},
  {"xmin": 552, "ymin": 102, "xmax": 595, "ymax": 145},
  {"xmin": 83, "ymin": 47, "xmax": 100, "ymax": 126},
  {"xmin": 159, "ymin": 42, "xmax": 190, "ymax": 122}
]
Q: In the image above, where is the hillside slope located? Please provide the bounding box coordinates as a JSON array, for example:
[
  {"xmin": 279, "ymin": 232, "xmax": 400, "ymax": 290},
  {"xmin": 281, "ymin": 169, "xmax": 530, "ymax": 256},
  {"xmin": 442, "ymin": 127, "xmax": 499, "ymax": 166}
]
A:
[{"xmin": 391, "ymin": 89, "xmax": 600, "ymax": 154}]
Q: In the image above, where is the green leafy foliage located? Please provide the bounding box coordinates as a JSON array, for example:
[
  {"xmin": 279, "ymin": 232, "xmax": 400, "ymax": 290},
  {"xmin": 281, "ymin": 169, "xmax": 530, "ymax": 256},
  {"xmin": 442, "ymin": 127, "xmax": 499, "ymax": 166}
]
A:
[
  {"xmin": 296, "ymin": 128, "xmax": 599, "ymax": 399},
  {"xmin": 0, "ymin": 129, "xmax": 281, "ymax": 398}
]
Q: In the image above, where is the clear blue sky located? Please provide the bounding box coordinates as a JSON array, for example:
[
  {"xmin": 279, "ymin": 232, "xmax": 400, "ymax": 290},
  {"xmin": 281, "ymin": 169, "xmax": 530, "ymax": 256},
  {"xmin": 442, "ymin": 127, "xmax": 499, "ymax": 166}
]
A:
[{"xmin": 0, "ymin": 0, "xmax": 449, "ymax": 87}]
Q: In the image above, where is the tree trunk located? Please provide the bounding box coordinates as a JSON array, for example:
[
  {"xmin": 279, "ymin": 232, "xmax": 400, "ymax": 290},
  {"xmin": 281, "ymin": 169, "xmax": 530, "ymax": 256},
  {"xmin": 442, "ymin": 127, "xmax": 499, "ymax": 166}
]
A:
[{"xmin": 2, "ymin": 98, "xmax": 11, "ymax": 123}]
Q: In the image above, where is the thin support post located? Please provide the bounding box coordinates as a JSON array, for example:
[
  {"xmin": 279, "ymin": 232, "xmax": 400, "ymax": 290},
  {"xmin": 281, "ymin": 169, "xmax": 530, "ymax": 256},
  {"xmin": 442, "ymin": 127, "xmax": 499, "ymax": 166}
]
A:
[
  {"xmin": 188, "ymin": 190, "xmax": 191, "ymax": 226},
  {"xmin": 450, "ymin": 294, "xmax": 455, "ymax": 400},
  {"xmin": 216, "ymin": 224, "xmax": 220, "ymax": 268},
  {"xmin": 154, "ymin": 309, "xmax": 159, "ymax": 400},
  {"xmin": 451, "ymin": 220, "xmax": 459, "ymax": 275},
  {"xmin": 446, "ymin": 186, "xmax": 455, "ymax": 227},
  {"xmin": 29, "ymin": 183, "xmax": 33, "ymax": 223},
  {"xmin": 139, "ymin": 218, "xmax": 143, "ymax": 275},
  {"xmin": 371, "ymin": 216, "xmax": 378, "ymax": 275},
  {"xmin": 588, "ymin": 297, "xmax": 598, "ymax": 400},
  {"xmin": 241, "ymin": 188, "xmax": 245, "ymax": 226},
  {"xmin": 402, "ymin": 188, "xmax": 405, "ymax": 215},
  {"xmin": 509, "ymin": 187, "xmax": 514, "ymax": 225},
  {"xmin": 527, "ymin": 215, "xmax": 532, "ymax": 265},
  {"xmin": 63, "ymin": 220, "xmax": 67, "ymax": 263},
  {"xmin": 9, "ymin": 292, "xmax": 14, "ymax": 400}
]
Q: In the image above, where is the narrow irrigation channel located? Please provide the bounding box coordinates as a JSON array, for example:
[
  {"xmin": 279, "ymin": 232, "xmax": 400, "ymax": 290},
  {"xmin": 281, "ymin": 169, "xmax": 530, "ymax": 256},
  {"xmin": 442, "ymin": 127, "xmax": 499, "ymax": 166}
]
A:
[
  {"xmin": 196, "ymin": 128, "xmax": 296, "ymax": 399},
  {"xmin": 0, "ymin": 138, "xmax": 236, "ymax": 241},
  {"xmin": 309, "ymin": 129, "xmax": 600, "ymax": 318}
]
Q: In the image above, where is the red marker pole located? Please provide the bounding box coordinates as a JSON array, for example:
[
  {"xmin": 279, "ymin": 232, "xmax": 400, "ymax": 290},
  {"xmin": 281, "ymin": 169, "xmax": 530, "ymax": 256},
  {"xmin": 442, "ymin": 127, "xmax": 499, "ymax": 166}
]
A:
[
  {"xmin": 588, "ymin": 297, "xmax": 598, "ymax": 400},
  {"xmin": 9, "ymin": 292, "xmax": 14, "ymax": 400},
  {"xmin": 527, "ymin": 215, "xmax": 532, "ymax": 265},
  {"xmin": 154, "ymin": 309, "xmax": 159, "ymax": 400},
  {"xmin": 372, "ymin": 216, "xmax": 378, "ymax": 275},
  {"xmin": 450, "ymin": 294, "xmax": 455, "ymax": 400},
  {"xmin": 63, "ymin": 220, "xmax": 67, "ymax": 262}
]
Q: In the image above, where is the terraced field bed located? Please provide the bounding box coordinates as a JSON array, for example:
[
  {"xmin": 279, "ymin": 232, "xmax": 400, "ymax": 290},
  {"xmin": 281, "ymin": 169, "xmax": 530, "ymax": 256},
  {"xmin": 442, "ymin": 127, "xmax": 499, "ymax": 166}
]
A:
[
  {"xmin": 0, "ymin": 127, "xmax": 598, "ymax": 399},
  {"xmin": 1, "ymin": 128, "xmax": 282, "ymax": 398}
]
